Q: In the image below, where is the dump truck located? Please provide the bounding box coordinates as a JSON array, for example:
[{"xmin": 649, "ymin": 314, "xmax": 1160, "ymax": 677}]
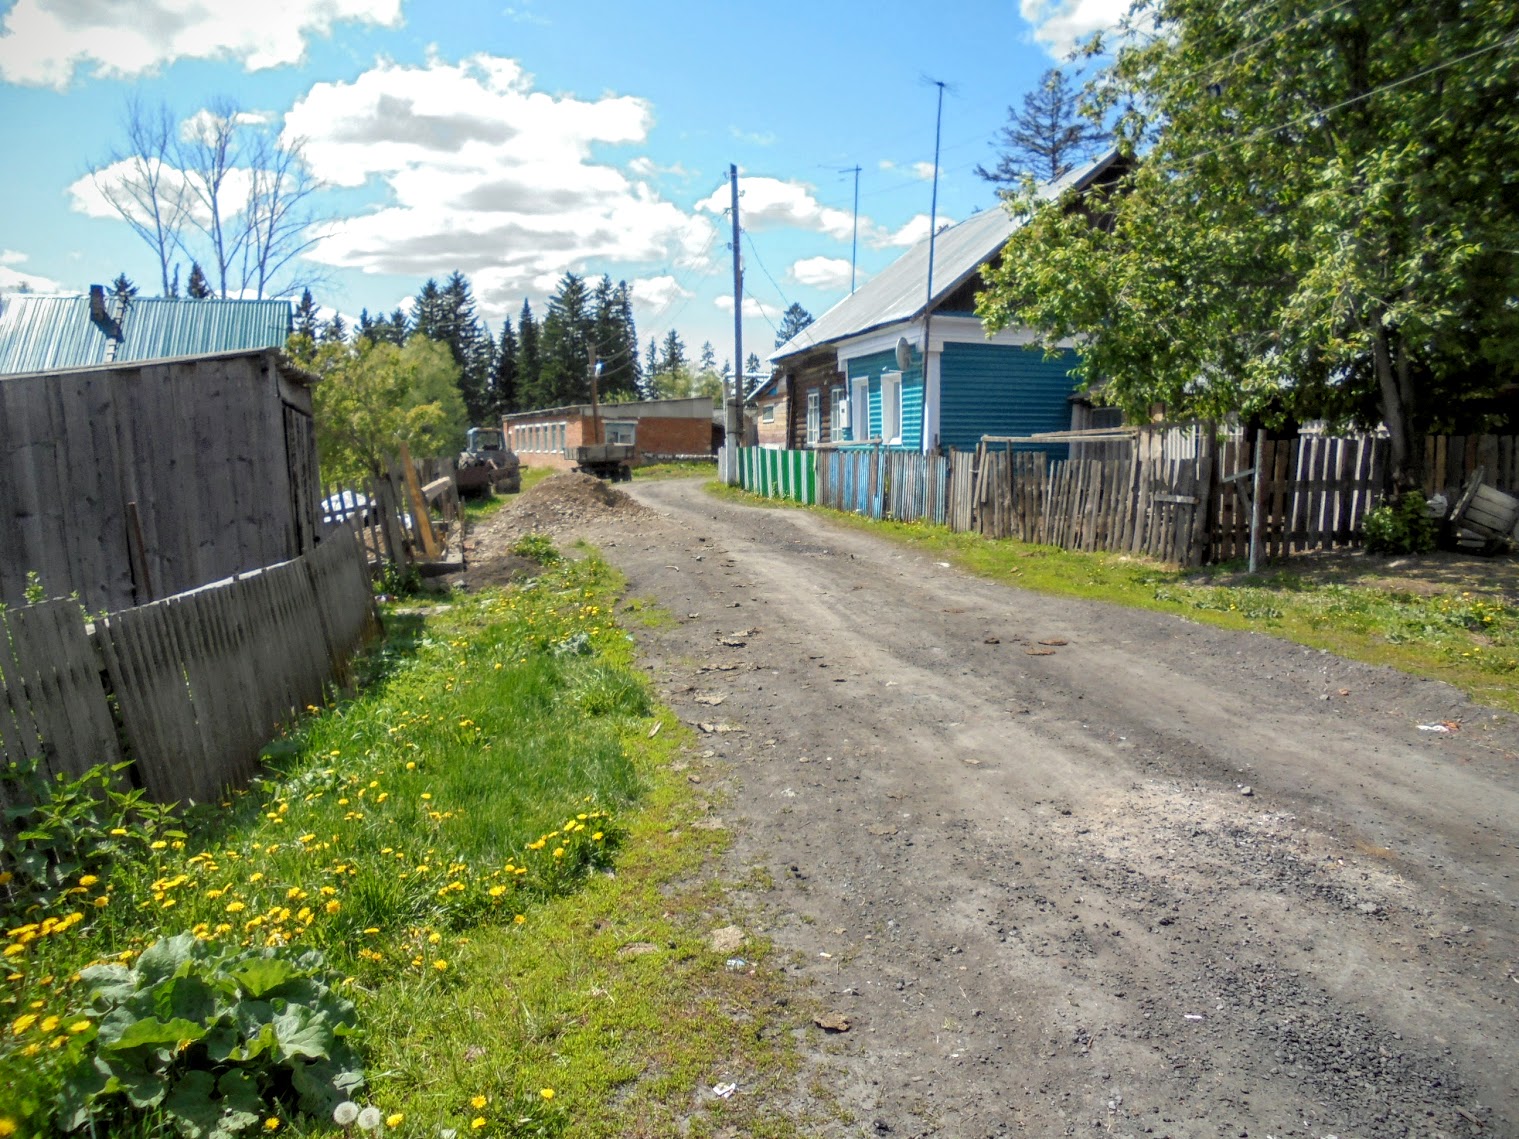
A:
[
  {"xmin": 568, "ymin": 441, "xmax": 634, "ymax": 482},
  {"xmin": 455, "ymin": 427, "xmax": 521, "ymax": 496}
]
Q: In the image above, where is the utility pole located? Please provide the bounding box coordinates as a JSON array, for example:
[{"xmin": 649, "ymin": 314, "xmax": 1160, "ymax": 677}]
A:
[
  {"xmin": 922, "ymin": 80, "xmax": 946, "ymax": 455},
  {"xmin": 843, "ymin": 164, "xmax": 862, "ymax": 293},
  {"xmin": 587, "ymin": 344, "xmax": 600, "ymax": 445},
  {"xmin": 727, "ymin": 163, "xmax": 744, "ymax": 482}
]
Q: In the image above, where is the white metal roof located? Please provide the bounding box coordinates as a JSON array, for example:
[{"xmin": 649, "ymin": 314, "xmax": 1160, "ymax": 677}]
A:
[{"xmin": 772, "ymin": 149, "xmax": 1121, "ymax": 362}]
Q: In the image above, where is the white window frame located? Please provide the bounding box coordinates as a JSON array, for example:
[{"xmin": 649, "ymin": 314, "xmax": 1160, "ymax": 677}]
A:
[
  {"xmin": 805, "ymin": 390, "xmax": 821, "ymax": 445},
  {"xmin": 850, "ymin": 377, "xmax": 868, "ymax": 441},
  {"xmin": 760, "ymin": 404, "xmax": 775, "ymax": 424},
  {"xmin": 828, "ymin": 385, "xmax": 847, "ymax": 441},
  {"xmin": 880, "ymin": 370, "xmax": 902, "ymax": 445},
  {"xmin": 605, "ymin": 420, "xmax": 636, "ymax": 446}
]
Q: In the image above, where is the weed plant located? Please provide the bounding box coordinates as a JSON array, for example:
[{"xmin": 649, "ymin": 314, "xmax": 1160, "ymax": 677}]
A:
[{"xmin": 0, "ymin": 552, "xmax": 653, "ymax": 1136}]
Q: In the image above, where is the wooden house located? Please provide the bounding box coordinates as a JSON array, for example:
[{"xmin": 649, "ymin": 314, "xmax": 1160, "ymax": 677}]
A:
[{"xmin": 770, "ymin": 151, "xmax": 1125, "ymax": 453}]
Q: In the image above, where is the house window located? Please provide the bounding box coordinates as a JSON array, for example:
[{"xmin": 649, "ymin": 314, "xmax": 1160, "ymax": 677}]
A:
[
  {"xmin": 805, "ymin": 391, "xmax": 820, "ymax": 445},
  {"xmin": 829, "ymin": 385, "xmax": 846, "ymax": 442},
  {"xmin": 761, "ymin": 405, "xmax": 775, "ymax": 424},
  {"xmin": 880, "ymin": 370, "xmax": 902, "ymax": 444},
  {"xmin": 851, "ymin": 378, "xmax": 868, "ymax": 441},
  {"xmin": 606, "ymin": 420, "xmax": 636, "ymax": 446}
]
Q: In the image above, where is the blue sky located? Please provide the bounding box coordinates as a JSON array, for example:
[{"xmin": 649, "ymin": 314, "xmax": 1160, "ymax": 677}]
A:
[{"xmin": 0, "ymin": 0, "xmax": 1125, "ymax": 367}]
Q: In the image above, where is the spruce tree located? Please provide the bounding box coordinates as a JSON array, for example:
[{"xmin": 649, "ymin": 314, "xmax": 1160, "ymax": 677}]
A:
[
  {"xmin": 517, "ymin": 300, "xmax": 543, "ymax": 410},
  {"xmin": 539, "ymin": 272, "xmax": 593, "ymax": 406},
  {"xmin": 644, "ymin": 337, "xmax": 660, "ymax": 397},
  {"xmin": 776, "ymin": 303, "xmax": 815, "ymax": 349},
  {"xmin": 491, "ymin": 318, "xmax": 520, "ymax": 417},
  {"xmin": 976, "ymin": 68, "xmax": 1108, "ymax": 187},
  {"xmin": 186, "ymin": 262, "xmax": 213, "ymax": 299},
  {"xmin": 590, "ymin": 275, "xmax": 640, "ymax": 401},
  {"xmin": 109, "ymin": 273, "xmax": 138, "ymax": 300},
  {"xmin": 660, "ymin": 329, "xmax": 687, "ymax": 374},
  {"xmin": 292, "ymin": 288, "xmax": 320, "ymax": 340},
  {"xmin": 320, "ymin": 313, "xmax": 348, "ymax": 343}
]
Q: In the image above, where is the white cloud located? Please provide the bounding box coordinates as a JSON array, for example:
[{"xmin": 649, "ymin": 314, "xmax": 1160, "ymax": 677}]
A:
[
  {"xmin": 911, "ymin": 161, "xmax": 938, "ymax": 181},
  {"xmin": 1020, "ymin": 0, "xmax": 1131, "ymax": 56},
  {"xmin": 284, "ymin": 54, "xmax": 719, "ymax": 316},
  {"xmin": 697, "ymin": 177, "xmax": 864, "ymax": 242},
  {"xmin": 714, "ymin": 295, "xmax": 782, "ymax": 321},
  {"xmin": 0, "ymin": 0, "xmax": 402, "ymax": 88},
  {"xmin": 0, "ymin": 250, "xmax": 64, "ymax": 294},
  {"xmin": 790, "ymin": 256, "xmax": 856, "ymax": 291},
  {"xmin": 872, "ymin": 213, "xmax": 957, "ymax": 249},
  {"xmin": 67, "ymin": 157, "xmax": 255, "ymax": 231},
  {"xmin": 730, "ymin": 126, "xmax": 777, "ymax": 147},
  {"xmin": 878, "ymin": 159, "xmax": 896, "ymax": 171},
  {"xmin": 628, "ymin": 156, "xmax": 690, "ymax": 179},
  {"xmin": 631, "ymin": 275, "xmax": 691, "ymax": 311}
]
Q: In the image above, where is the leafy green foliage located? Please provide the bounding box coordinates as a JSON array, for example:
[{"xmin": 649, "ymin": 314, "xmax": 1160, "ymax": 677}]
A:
[
  {"xmin": 1, "ymin": 760, "xmax": 182, "ymax": 920},
  {"xmin": 510, "ymin": 533, "xmax": 562, "ymax": 564},
  {"xmin": 1362, "ymin": 493, "xmax": 1437, "ymax": 555},
  {"xmin": 291, "ymin": 334, "xmax": 467, "ymax": 486},
  {"xmin": 59, "ymin": 934, "xmax": 362, "ymax": 1137},
  {"xmin": 978, "ymin": 0, "xmax": 1519, "ymax": 485}
]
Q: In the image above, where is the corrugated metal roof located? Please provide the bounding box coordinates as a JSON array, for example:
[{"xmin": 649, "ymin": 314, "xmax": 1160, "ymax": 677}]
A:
[
  {"xmin": 0, "ymin": 294, "xmax": 292, "ymax": 374},
  {"xmin": 772, "ymin": 150, "xmax": 1121, "ymax": 362}
]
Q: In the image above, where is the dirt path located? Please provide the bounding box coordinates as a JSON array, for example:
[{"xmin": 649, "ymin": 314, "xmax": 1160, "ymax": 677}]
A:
[{"xmin": 484, "ymin": 475, "xmax": 1519, "ymax": 1138}]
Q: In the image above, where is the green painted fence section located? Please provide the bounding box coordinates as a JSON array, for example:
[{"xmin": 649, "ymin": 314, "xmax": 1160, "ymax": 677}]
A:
[{"xmin": 737, "ymin": 446, "xmax": 817, "ymax": 504}]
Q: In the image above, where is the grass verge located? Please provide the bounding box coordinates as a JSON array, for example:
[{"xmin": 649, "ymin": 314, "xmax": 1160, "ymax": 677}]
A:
[
  {"xmin": 711, "ymin": 487, "xmax": 1519, "ymax": 713},
  {"xmin": 632, "ymin": 461, "xmax": 719, "ymax": 482},
  {"xmin": 1, "ymin": 546, "xmax": 811, "ymax": 1138}
]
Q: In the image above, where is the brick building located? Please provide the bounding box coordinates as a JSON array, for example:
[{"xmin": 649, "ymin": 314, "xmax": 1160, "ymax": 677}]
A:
[{"xmin": 503, "ymin": 397, "xmax": 715, "ymax": 471}]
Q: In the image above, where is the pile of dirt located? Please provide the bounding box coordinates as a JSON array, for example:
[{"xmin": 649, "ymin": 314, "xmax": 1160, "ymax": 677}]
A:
[
  {"xmin": 509, "ymin": 471, "xmax": 644, "ymax": 529},
  {"xmin": 460, "ymin": 472, "xmax": 649, "ymax": 588}
]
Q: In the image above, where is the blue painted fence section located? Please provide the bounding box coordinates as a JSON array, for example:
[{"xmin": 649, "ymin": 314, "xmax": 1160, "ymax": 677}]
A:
[{"xmin": 746, "ymin": 447, "xmax": 953, "ymax": 525}]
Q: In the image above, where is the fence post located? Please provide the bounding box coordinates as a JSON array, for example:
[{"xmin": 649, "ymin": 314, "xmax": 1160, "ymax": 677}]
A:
[{"xmin": 1248, "ymin": 429, "xmax": 1267, "ymax": 574}]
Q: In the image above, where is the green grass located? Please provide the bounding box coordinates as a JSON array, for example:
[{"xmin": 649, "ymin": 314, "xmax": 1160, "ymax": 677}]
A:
[
  {"xmin": 1, "ymin": 546, "xmax": 817, "ymax": 1138},
  {"xmin": 632, "ymin": 460, "xmax": 718, "ymax": 481},
  {"xmin": 712, "ymin": 488, "xmax": 1519, "ymax": 713}
]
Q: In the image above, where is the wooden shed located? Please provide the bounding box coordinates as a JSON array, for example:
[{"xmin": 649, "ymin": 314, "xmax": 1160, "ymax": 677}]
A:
[{"xmin": 0, "ymin": 348, "xmax": 322, "ymax": 612}]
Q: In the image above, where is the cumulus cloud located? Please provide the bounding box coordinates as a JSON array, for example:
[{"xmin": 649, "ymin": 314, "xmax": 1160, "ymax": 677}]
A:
[
  {"xmin": 0, "ymin": 250, "xmax": 64, "ymax": 294},
  {"xmin": 697, "ymin": 177, "xmax": 864, "ymax": 242},
  {"xmin": 872, "ymin": 213, "xmax": 957, "ymax": 249},
  {"xmin": 790, "ymin": 256, "xmax": 856, "ymax": 291},
  {"xmin": 0, "ymin": 0, "xmax": 402, "ymax": 88},
  {"xmin": 631, "ymin": 275, "xmax": 691, "ymax": 311},
  {"xmin": 1020, "ymin": 0, "xmax": 1131, "ymax": 56},
  {"xmin": 67, "ymin": 157, "xmax": 254, "ymax": 230},
  {"xmin": 911, "ymin": 161, "xmax": 938, "ymax": 181},
  {"xmin": 284, "ymin": 54, "xmax": 718, "ymax": 316},
  {"xmin": 713, "ymin": 295, "xmax": 782, "ymax": 321}
]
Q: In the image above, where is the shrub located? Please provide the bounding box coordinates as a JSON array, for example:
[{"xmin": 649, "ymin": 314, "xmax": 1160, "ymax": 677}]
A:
[
  {"xmin": 58, "ymin": 934, "xmax": 363, "ymax": 1137},
  {"xmin": 1362, "ymin": 492, "xmax": 1437, "ymax": 555}
]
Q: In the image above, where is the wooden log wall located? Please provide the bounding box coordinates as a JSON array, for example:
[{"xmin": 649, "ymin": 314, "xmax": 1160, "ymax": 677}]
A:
[{"xmin": 0, "ymin": 530, "xmax": 378, "ymax": 807}]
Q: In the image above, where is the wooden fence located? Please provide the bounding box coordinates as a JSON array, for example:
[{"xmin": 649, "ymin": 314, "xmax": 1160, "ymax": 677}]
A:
[
  {"xmin": 0, "ymin": 528, "xmax": 380, "ymax": 813},
  {"xmin": 729, "ymin": 431, "xmax": 1518, "ymax": 568},
  {"xmin": 0, "ymin": 349, "xmax": 321, "ymax": 612}
]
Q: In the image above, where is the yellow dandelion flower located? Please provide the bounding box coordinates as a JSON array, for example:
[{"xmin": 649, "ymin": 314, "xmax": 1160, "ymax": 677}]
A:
[
  {"xmin": 470, "ymin": 1095, "xmax": 487, "ymax": 1109},
  {"xmin": 11, "ymin": 1014, "xmax": 38, "ymax": 1034},
  {"xmin": 386, "ymin": 1113, "xmax": 404, "ymax": 1128},
  {"xmin": 324, "ymin": 901, "xmax": 341, "ymax": 915},
  {"xmin": 471, "ymin": 1118, "xmax": 487, "ymax": 1131},
  {"xmin": 93, "ymin": 895, "xmax": 110, "ymax": 908},
  {"xmin": 264, "ymin": 1117, "xmax": 281, "ymax": 1131},
  {"xmin": 226, "ymin": 902, "xmax": 246, "ymax": 914},
  {"xmin": 40, "ymin": 1016, "xmax": 59, "ymax": 1033},
  {"xmin": 68, "ymin": 1020, "xmax": 91, "ymax": 1033},
  {"xmin": 78, "ymin": 875, "xmax": 99, "ymax": 887},
  {"xmin": 514, "ymin": 914, "xmax": 525, "ymax": 924},
  {"xmin": 540, "ymin": 1088, "xmax": 555, "ymax": 1100}
]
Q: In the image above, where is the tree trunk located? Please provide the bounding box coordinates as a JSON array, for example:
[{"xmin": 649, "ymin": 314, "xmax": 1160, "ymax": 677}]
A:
[{"xmin": 1371, "ymin": 317, "xmax": 1421, "ymax": 492}]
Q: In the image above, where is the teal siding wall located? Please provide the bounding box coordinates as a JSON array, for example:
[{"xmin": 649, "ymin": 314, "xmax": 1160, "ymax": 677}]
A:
[
  {"xmin": 847, "ymin": 348, "xmax": 923, "ymax": 449},
  {"xmin": 939, "ymin": 342, "xmax": 1078, "ymax": 450}
]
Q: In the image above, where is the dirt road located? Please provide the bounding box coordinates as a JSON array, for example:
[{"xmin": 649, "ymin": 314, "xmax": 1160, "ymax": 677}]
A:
[{"xmin": 496, "ymin": 475, "xmax": 1519, "ymax": 1138}]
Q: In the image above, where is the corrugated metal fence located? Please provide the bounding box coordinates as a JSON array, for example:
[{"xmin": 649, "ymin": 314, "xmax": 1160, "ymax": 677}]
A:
[
  {"xmin": 728, "ymin": 431, "xmax": 1518, "ymax": 567},
  {"xmin": 0, "ymin": 529, "xmax": 380, "ymax": 812}
]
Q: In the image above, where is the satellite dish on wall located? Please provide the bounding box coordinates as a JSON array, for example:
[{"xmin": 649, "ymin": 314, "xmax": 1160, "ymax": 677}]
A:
[{"xmin": 894, "ymin": 336, "xmax": 914, "ymax": 372}]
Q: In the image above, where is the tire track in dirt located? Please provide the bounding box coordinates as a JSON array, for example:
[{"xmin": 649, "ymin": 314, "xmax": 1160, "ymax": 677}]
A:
[{"xmin": 527, "ymin": 477, "xmax": 1519, "ymax": 1138}]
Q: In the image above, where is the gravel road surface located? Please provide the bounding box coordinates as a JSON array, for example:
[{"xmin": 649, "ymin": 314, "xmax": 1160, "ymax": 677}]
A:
[{"xmin": 490, "ymin": 475, "xmax": 1519, "ymax": 1139}]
